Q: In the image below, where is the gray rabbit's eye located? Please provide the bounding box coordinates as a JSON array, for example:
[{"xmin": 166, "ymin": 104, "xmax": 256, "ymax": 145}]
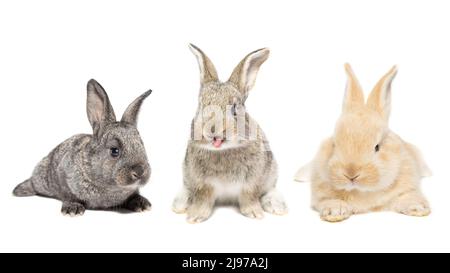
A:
[{"xmin": 110, "ymin": 147, "xmax": 120, "ymax": 158}]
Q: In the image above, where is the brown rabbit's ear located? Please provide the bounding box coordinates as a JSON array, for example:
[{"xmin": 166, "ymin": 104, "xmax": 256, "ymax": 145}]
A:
[
  {"xmin": 342, "ymin": 63, "xmax": 365, "ymax": 111},
  {"xmin": 189, "ymin": 44, "xmax": 218, "ymax": 85},
  {"xmin": 121, "ymin": 90, "xmax": 152, "ymax": 126},
  {"xmin": 86, "ymin": 79, "xmax": 116, "ymax": 131},
  {"xmin": 228, "ymin": 48, "xmax": 270, "ymax": 96},
  {"xmin": 366, "ymin": 65, "xmax": 398, "ymax": 121}
]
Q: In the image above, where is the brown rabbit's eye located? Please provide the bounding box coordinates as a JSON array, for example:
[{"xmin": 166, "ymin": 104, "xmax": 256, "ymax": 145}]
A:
[
  {"xmin": 375, "ymin": 144, "xmax": 380, "ymax": 152},
  {"xmin": 110, "ymin": 147, "xmax": 120, "ymax": 157},
  {"xmin": 231, "ymin": 104, "xmax": 237, "ymax": 117}
]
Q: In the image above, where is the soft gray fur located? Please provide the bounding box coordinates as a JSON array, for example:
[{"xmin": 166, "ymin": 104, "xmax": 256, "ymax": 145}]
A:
[
  {"xmin": 173, "ymin": 44, "xmax": 287, "ymax": 223},
  {"xmin": 13, "ymin": 79, "xmax": 152, "ymax": 216}
]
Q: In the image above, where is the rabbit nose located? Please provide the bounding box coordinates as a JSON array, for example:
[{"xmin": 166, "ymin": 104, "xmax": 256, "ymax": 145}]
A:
[
  {"xmin": 344, "ymin": 174, "xmax": 360, "ymax": 182},
  {"xmin": 344, "ymin": 164, "xmax": 360, "ymax": 182},
  {"xmin": 130, "ymin": 165, "xmax": 145, "ymax": 180}
]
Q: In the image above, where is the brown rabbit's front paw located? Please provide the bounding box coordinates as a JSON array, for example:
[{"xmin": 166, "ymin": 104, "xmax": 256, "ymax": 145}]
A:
[
  {"xmin": 61, "ymin": 202, "xmax": 85, "ymax": 217},
  {"xmin": 319, "ymin": 200, "xmax": 352, "ymax": 222},
  {"xmin": 261, "ymin": 190, "xmax": 288, "ymax": 216},
  {"xmin": 186, "ymin": 206, "xmax": 212, "ymax": 224},
  {"xmin": 172, "ymin": 189, "xmax": 189, "ymax": 214},
  {"xmin": 240, "ymin": 203, "xmax": 265, "ymax": 219},
  {"xmin": 124, "ymin": 194, "xmax": 152, "ymax": 212}
]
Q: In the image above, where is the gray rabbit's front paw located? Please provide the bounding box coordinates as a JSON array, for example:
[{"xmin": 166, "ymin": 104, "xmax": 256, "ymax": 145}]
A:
[
  {"xmin": 61, "ymin": 202, "xmax": 85, "ymax": 217},
  {"xmin": 124, "ymin": 194, "xmax": 152, "ymax": 212}
]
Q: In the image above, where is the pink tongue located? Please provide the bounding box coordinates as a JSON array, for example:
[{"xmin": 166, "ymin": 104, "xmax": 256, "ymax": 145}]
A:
[{"xmin": 213, "ymin": 139, "xmax": 223, "ymax": 148}]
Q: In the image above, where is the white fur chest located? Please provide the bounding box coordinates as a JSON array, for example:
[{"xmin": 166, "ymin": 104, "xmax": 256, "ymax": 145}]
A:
[{"xmin": 209, "ymin": 179, "xmax": 244, "ymax": 203}]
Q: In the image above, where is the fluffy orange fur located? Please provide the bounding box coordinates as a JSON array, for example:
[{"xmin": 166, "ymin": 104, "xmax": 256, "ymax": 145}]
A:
[{"xmin": 308, "ymin": 64, "xmax": 430, "ymax": 222}]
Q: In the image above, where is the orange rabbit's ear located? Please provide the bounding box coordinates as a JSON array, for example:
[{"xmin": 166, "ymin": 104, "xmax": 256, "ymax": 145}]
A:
[
  {"xmin": 342, "ymin": 63, "xmax": 365, "ymax": 112},
  {"xmin": 189, "ymin": 43, "xmax": 219, "ymax": 85},
  {"xmin": 366, "ymin": 65, "xmax": 398, "ymax": 121}
]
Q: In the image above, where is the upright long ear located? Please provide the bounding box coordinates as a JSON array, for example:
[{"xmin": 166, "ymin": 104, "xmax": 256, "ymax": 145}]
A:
[
  {"xmin": 86, "ymin": 79, "xmax": 116, "ymax": 131},
  {"xmin": 189, "ymin": 44, "xmax": 218, "ymax": 85},
  {"xmin": 228, "ymin": 48, "xmax": 270, "ymax": 96},
  {"xmin": 121, "ymin": 90, "xmax": 152, "ymax": 126},
  {"xmin": 366, "ymin": 65, "xmax": 398, "ymax": 121},
  {"xmin": 342, "ymin": 63, "xmax": 365, "ymax": 111}
]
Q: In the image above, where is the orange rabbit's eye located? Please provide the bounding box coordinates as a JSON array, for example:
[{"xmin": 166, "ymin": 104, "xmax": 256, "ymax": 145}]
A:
[{"xmin": 375, "ymin": 144, "xmax": 380, "ymax": 152}]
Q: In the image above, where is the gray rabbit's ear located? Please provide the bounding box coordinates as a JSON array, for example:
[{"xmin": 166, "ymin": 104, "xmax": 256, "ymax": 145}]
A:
[
  {"xmin": 121, "ymin": 90, "xmax": 152, "ymax": 126},
  {"xmin": 189, "ymin": 44, "xmax": 219, "ymax": 85},
  {"xmin": 86, "ymin": 79, "xmax": 117, "ymax": 131},
  {"xmin": 228, "ymin": 48, "xmax": 270, "ymax": 96}
]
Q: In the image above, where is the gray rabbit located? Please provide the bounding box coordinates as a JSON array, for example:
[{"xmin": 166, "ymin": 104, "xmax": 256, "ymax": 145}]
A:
[
  {"xmin": 172, "ymin": 44, "xmax": 287, "ymax": 223},
  {"xmin": 13, "ymin": 79, "xmax": 152, "ymax": 216}
]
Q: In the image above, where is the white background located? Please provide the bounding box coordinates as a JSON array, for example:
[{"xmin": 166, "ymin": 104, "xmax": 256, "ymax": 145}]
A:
[{"xmin": 1, "ymin": 0, "xmax": 449, "ymax": 253}]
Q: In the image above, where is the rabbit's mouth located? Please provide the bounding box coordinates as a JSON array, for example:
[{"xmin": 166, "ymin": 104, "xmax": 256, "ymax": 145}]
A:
[
  {"xmin": 115, "ymin": 166, "xmax": 150, "ymax": 188},
  {"xmin": 204, "ymin": 138, "xmax": 245, "ymax": 151},
  {"xmin": 194, "ymin": 135, "xmax": 247, "ymax": 151},
  {"xmin": 117, "ymin": 177, "xmax": 148, "ymax": 189},
  {"xmin": 212, "ymin": 137, "xmax": 223, "ymax": 148}
]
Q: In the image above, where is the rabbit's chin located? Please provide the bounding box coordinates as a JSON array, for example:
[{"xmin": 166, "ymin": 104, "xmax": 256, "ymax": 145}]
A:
[
  {"xmin": 333, "ymin": 183, "xmax": 376, "ymax": 192},
  {"xmin": 116, "ymin": 179, "xmax": 147, "ymax": 189},
  {"xmin": 120, "ymin": 183, "xmax": 141, "ymax": 190},
  {"xmin": 332, "ymin": 178, "xmax": 394, "ymax": 193}
]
